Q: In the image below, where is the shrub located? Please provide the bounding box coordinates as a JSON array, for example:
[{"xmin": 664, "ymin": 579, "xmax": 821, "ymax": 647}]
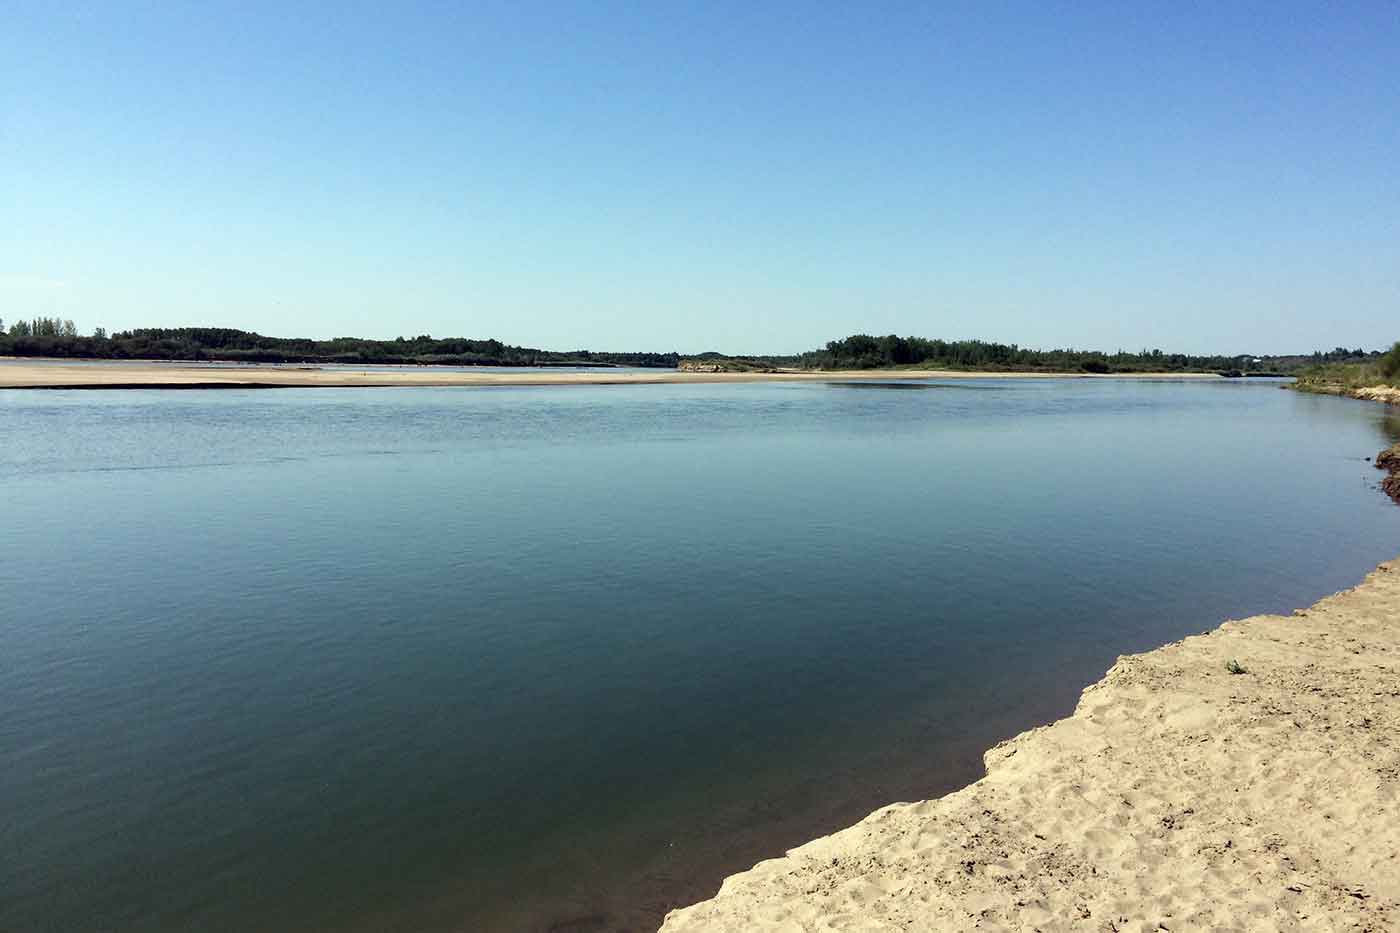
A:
[{"xmin": 1379, "ymin": 341, "xmax": 1400, "ymax": 384}]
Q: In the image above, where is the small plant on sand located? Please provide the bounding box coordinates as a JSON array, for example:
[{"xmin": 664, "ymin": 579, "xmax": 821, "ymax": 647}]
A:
[{"xmin": 1225, "ymin": 658, "xmax": 1247, "ymax": 675}]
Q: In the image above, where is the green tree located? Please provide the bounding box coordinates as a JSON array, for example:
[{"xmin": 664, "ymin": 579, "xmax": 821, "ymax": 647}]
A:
[{"xmin": 1379, "ymin": 341, "xmax": 1400, "ymax": 383}]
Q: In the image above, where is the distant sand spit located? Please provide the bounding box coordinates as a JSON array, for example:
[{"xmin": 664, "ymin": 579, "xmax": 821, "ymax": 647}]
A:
[
  {"xmin": 0, "ymin": 361, "xmax": 1226, "ymax": 389},
  {"xmin": 662, "ymin": 560, "xmax": 1400, "ymax": 932}
]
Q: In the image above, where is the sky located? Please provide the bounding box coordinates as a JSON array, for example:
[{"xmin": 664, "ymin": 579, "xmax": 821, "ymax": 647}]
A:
[{"xmin": 3, "ymin": 2, "xmax": 1397, "ymax": 355}]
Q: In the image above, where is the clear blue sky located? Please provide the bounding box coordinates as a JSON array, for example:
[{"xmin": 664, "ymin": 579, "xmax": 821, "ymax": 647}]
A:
[{"xmin": 4, "ymin": 2, "xmax": 1396, "ymax": 354}]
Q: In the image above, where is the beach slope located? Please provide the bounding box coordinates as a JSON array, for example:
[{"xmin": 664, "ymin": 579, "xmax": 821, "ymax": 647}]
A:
[{"xmin": 662, "ymin": 560, "xmax": 1400, "ymax": 931}]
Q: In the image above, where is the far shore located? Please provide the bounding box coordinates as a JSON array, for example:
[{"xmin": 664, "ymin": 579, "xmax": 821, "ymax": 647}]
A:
[{"xmin": 0, "ymin": 359, "xmax": 1230, "ymax": 389}]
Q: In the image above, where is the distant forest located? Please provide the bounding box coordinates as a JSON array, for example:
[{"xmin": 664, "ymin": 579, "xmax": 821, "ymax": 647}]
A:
[
  {"xmin": 0, "ymin": 316, "xmax": 1383, "ymax": 375},
  {"xmin": 695, "ymin": 335, "xmax": 1378, "ymax": 375},
  {"xmin": 789, "ymin": 334, "xmax": 1368, "ymax": 374},
  {"xmin": 0, "ymin": 319, "xmax": 678, "ymax": 368}
]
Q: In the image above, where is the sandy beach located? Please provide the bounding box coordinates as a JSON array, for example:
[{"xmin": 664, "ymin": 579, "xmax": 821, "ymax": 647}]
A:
[
  {"xmin": 0, "ymin": 361, "xmax": 1228, "ymax": 389},
  {"xmin": 662, "ymin": 559, "xmax": 1400, "ymax": 931}
]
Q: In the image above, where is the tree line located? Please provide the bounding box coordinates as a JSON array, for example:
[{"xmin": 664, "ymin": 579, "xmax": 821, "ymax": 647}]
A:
[
  {"xmin": 0, "ymin": 323, "xmax": 679, "ymax": 368},
  {"xmin": 5, "ymin": 316, "xmax": 84, "ymax": 338},
  {"xmin": 0, "ymin": 317, "xmax": 1385, "ymax": 376},
  {"xmin": 793, "ymin": 334, "xmax": 1325, "ymax": 374},
  {"xmin": 1294, "ymin": 342, "xmax": 1400, "ymax": 389}
]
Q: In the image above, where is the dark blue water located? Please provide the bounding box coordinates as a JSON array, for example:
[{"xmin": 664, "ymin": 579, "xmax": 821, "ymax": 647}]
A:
[{"xmin": 2, "ymin": 379, "xmax": 1398, "ymax": 932}]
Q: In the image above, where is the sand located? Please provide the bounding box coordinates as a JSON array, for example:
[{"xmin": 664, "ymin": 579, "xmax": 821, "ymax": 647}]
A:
[
  {"xmin": 0, "ymin": 361, "xmax": 1226, "ymax": 389},
  {"xmin": 661, "ymin": 559, "xmax": 1400, "ymax": 932},
  {"xmin": 1352, "ymin": 386, "xmax": 1400, "ymax": 407},
  {"xmin": 1295, "ymin": 384, "xmax": 1400, "ymax": 409}
]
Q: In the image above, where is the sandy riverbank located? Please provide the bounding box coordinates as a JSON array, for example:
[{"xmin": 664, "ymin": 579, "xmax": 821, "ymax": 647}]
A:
[
  {"xmin": 0, "ymin": 361, "xmax": 1228, "ymax": 389},
  {"xmin": 1351, "ymin": 386, "xmax": 1400, "ymax": 406},
  {"xmin": 662, "ymin": 559, "xmax": 1400, "ymax": 931},
  {"xmin": 1292, "ymin": 383, "xmax": 1400, "ymax": 408}
]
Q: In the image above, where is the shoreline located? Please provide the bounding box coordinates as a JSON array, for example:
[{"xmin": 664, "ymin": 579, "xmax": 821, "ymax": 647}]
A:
[
  {"xmin": 661, "ymin": 558, "xmax": 1400, "ymax": 931},
  {"xmin": 0, "ymin": 360, "xmax": 1229, "ymax": 389},
  {"xmin": 1292, "ymin": 382, "xmax": 1400, "ymax": 407}
]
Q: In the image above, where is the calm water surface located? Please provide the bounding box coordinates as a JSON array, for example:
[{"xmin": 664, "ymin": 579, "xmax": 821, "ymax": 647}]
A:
[{"xmin": 3, "ymin": 379, "xmax": 1398, "ymax": 932}]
